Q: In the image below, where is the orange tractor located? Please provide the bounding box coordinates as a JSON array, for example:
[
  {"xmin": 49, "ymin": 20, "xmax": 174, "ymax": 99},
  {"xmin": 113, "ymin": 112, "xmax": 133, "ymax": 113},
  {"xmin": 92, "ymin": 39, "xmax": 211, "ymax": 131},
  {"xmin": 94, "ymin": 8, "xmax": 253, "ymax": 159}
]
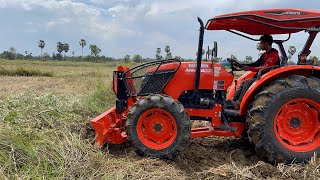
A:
[{"xmin": 91, "ymin": 9, "xmax": 320, "ymax": 163}]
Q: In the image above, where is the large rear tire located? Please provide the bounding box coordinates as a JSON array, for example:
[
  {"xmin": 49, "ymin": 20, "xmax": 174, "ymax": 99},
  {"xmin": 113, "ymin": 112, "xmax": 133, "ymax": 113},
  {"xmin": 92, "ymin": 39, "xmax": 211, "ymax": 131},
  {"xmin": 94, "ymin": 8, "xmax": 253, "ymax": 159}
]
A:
[
  {"xmin": 126, "ymin": 95, "xmax": 190, "ymax": 159},
  {"xmin": 248, "ymin": 75, "xmax": 320, "ymax": 163}
]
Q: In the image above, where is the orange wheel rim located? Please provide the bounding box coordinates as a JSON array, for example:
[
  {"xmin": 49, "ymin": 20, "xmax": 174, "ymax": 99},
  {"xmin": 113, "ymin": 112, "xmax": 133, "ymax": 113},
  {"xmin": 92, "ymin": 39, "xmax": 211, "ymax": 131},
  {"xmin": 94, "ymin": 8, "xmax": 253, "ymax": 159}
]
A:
[
  {"xmin": 274, "ymin": 98, "xmax": 320, "ymax": 152},
  {"xmin": 136, "ymin": 109, "xmax": 177, "ymax": 150}
]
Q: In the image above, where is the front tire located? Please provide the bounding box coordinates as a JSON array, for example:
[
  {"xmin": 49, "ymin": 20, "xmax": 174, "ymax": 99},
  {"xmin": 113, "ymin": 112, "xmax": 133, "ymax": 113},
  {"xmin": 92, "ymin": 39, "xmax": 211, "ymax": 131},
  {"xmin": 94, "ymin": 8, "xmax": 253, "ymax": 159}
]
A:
[
  {"xmin": 126, "ymin": 95, "xmax": 190, "ymax": 159},
  {"xmin": 248, "ymin": 75, "xmax": 320, "ymax": 163}
]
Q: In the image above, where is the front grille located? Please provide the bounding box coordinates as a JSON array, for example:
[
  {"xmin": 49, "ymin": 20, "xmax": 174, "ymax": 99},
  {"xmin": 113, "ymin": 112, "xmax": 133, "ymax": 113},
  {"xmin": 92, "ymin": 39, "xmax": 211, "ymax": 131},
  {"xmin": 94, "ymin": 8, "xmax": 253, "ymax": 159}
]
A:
[{"xmin": 123, "ymin": 60, "xmax": 180, "ymax": 96}]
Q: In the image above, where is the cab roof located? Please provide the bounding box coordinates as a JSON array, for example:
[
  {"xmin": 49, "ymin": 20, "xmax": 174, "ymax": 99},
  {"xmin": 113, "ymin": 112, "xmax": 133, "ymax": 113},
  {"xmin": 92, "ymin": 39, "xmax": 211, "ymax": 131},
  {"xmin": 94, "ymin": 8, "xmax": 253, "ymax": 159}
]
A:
[{"xmin": 206, "ymin": 9, "xmax": 320, "ymax": 35}]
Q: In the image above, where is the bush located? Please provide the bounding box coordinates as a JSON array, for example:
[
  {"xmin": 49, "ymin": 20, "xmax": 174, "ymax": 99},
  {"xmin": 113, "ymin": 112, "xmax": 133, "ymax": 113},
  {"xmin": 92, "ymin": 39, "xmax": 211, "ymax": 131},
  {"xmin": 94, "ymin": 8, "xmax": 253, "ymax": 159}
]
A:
[
  {"xmin": 132, "ymin": 54, "xmax": 143, "ymax": 63},
  {"xmin": 0, "ymin": 67, "xmax": 53, "ymax": 77},
  {"xmin": 1, "ymin": 51, "xmax": 15, "ymax": 60}
]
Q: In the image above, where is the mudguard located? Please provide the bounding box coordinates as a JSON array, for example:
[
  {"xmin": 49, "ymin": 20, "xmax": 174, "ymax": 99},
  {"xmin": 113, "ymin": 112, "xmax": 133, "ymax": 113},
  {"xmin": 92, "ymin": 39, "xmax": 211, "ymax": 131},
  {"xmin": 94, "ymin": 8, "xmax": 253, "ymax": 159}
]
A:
[
  {"xmin": 239, "ymin": 65, "xmax": 320, "ymax": 116},
  {"xmin": 226, "ymin": 71, "xmax": 256, "ymax": 100}
]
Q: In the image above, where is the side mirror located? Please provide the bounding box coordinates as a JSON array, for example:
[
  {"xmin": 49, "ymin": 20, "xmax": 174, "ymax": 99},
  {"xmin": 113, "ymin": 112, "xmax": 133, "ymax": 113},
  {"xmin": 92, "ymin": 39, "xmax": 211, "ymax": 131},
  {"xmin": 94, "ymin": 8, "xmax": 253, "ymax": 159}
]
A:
[{"xmin": 212, "ymin": 41, "xmax": 218, "ymax": 58}]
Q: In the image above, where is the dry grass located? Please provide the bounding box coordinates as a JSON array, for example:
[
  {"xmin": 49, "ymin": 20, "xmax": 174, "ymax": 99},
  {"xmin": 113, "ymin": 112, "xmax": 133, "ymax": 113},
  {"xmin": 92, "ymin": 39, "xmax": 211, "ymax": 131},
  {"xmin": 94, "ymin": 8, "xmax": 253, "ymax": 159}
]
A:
[{"xmin": 0, "ymin": 59, "xmax": 319, "ymax": 179}]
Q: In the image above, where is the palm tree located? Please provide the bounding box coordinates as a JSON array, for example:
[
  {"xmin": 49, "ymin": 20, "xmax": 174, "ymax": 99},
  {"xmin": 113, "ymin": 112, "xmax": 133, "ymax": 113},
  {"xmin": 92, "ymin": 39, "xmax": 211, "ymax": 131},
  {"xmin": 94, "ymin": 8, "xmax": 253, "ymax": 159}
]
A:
[
  {"xmin": 63, "ymin": 43, "xmax": 69, "ymax": 57},
  {"xmin": 156, "ymin": 48, "xmax": 162, "ymax": 60},
  {"xmin": 256, "ymin": 43, "xmax": 262, "ymax": 57},
  {"xmin": 195, "ymin": 49, "xmax": 206, "ymax": 57},
  {"xmin": 165, "ymin": 46, "xmax": 170, "ymax": 54},
  {"xmin": 89, "ymin": 44, "xmax": 101, "ymax": 58},
  {"xmin": 38, "ymin": 40, "xmax": 45, "ymax": 60},
  {"xmin": 157, "ymin": 48, "xmax": 161, "ymax": 54},
  {"xmin": 288, "ymin": 46, "xmax": 297, "ymax": 61},
  {"xmin": 79, "ymin": 39, "xmax": 86, "ymax": 57},
  {"xmin": 165, "ymin": 46, "xmax": 172, "ymax": 59},
  {"xmin": 245, "ymin": 56, "xmax": 253, "ymax": 63},
  {"xmin": 57, "ymin": 42, "xmax": 64, "ymax": 54}
]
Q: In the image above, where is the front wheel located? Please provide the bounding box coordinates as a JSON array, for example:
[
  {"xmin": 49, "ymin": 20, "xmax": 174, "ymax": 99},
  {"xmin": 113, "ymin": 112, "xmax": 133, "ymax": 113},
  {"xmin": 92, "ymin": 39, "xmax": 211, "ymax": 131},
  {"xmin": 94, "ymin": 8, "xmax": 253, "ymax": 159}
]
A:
[
  {"xmin": 248, "ymin": 75, "xmax": 320, "ymax": 163},
  {"xmin": 126, "ymin": 95, "xmax": 190, "ymax": 159}
]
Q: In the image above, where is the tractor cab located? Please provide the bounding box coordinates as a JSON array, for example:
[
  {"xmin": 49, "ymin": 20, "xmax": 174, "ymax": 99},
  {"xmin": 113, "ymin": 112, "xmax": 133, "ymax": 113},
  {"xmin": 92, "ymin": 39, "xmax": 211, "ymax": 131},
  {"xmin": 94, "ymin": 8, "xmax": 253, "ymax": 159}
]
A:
[{"xmin": 91, "ymin": 9, "xmax": 320, "ymax": 163}]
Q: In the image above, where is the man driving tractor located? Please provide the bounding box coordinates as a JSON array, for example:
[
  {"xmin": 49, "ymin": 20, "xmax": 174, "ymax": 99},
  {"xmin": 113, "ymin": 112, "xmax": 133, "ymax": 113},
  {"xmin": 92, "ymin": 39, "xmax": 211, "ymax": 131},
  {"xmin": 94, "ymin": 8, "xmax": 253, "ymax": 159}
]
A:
[{"xmin": 230, "ymin": 34, "xmax": 280, "ymax": 109}]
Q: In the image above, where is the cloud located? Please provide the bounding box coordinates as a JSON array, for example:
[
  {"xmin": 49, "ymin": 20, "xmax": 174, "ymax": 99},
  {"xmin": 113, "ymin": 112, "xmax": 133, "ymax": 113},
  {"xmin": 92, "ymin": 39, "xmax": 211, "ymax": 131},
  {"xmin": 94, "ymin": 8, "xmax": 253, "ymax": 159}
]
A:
[
  {"xmin": 108, "ymin": 4, "xmax": 129, "ymax": 17},
  {"xmin": 0, "ymin": 0, "xmax": 133, "ymax": 38},
  {"xmin": 0, "ymin": 0, "xmax": 102, "ymax": 16},
  {"xmin": 0, "ymin": 0, "xmax": 319, "ymax": 59}
]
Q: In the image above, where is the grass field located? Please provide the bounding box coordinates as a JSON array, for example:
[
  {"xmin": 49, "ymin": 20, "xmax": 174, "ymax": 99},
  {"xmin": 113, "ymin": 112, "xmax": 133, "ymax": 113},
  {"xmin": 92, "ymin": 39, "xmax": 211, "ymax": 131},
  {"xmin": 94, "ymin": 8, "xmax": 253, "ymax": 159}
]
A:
[{"xmin": 0, "ymin": 59, "xmax": 319, "ymax": 179}]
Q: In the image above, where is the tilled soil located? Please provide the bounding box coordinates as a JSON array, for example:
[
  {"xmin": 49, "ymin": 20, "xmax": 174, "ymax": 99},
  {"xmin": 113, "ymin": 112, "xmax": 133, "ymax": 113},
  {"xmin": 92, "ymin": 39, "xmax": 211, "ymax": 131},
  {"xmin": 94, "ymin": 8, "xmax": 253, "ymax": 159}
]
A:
[{"xmin": 96, "ymin": 135, "xmax": 319, "ymax": 179}]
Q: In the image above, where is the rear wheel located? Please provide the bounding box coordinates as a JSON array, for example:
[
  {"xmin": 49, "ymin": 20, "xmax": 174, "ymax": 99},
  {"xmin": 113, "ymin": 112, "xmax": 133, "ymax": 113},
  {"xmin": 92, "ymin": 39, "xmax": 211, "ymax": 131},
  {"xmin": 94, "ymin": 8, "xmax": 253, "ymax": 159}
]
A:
[
  {"xmin": 126, "ymin": 94, "xmax": 190, "ymax": 159},
  {"xmin": 248, "ymin": 75, "xmax": 320, "ymax": 163}
]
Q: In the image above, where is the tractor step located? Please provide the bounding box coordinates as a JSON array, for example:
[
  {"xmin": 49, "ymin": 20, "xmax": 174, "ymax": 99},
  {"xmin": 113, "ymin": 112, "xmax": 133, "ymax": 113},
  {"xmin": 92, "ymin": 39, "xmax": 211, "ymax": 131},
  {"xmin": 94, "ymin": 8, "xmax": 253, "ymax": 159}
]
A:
[
  {"xmin": 218, "ymin": 124, "xmax": 237, "ymax": 132},
  {"xmin": 191, "ymin": 122, "xmax": 247, "ymax": 138},
  {"xmin": 224, "ymin": 109, "xmax": 240, "ymax": 117}
]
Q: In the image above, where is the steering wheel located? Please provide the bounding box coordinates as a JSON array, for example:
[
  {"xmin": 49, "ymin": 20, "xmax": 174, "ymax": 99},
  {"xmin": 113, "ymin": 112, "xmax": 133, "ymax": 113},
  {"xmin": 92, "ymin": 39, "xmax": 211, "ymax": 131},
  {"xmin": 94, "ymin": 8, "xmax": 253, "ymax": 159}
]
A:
[{"xmin": 226, "ymin": 58, "xmax": 244, "ymax": 70}]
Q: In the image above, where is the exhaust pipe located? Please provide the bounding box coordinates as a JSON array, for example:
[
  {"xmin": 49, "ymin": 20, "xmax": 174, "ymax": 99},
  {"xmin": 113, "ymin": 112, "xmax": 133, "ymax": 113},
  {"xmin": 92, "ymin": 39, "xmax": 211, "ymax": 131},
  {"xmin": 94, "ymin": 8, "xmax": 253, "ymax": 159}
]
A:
[{"xmin": 192, "ymin": 17, "xmax": 205, "ymax": 100}]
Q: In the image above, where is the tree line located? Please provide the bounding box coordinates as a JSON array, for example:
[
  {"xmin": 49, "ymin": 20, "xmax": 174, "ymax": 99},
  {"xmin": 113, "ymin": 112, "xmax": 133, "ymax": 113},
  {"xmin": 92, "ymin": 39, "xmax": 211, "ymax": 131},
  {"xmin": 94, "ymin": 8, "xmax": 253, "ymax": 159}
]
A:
[
  {"xmin": 0, "ymin": 42, "xmax": 192, "ymax": 63},
  {"xmin": 1, "ymin": 40, "xmax": 318, "ymax": 65},
  {"xmin": 0, "ymin": 39, "xmax": 106, "ymax": 62}
]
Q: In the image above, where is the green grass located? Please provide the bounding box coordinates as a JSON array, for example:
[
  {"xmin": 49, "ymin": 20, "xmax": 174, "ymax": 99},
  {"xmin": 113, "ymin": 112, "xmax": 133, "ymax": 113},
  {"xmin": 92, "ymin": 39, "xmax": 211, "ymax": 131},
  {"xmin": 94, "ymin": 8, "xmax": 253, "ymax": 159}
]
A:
[
  {"xmin": 0, "ymin": 82, "xmax": 182, "ymax": 179},
  {"xmin": 1, "ymin": 88, "xmax": 319, "ymax": 179},
  {"xmin": 0, "ymin": 66, "xmax": 53, "ymax": 77},
  {"xmin": 85, "ymin": 80, "xmax": 115, "ymax": 114},
  {"xmin": 0, "ymin": 86, "xmax": 113, "ymax": 179}
]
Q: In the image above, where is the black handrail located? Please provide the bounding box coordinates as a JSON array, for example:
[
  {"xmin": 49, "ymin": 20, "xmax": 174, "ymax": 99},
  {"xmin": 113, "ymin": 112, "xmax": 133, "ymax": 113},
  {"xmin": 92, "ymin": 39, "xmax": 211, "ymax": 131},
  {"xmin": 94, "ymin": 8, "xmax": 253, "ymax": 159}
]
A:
[
  {"xmin": 122, "ymin": 59, "xmax": 181, "ymax": 96},
  {"xmin": 227, "ymin": 30, "xmax": 291, "ymax": 42}
]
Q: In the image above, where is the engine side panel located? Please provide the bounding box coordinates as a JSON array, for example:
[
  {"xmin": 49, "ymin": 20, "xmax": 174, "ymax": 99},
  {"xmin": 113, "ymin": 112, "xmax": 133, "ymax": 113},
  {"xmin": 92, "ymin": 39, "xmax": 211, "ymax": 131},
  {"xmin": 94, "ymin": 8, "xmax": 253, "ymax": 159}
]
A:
[{"xmin": 164, "ymin": 62, "xmax": 234, "ymax": 99}]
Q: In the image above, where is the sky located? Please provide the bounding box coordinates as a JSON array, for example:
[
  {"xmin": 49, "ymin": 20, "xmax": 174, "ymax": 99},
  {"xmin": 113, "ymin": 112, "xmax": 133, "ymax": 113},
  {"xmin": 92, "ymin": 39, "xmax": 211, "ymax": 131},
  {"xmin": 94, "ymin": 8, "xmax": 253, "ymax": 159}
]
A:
[{"xmin": 0, "ymin": 0, "xmax": 320, "ymax": 61}]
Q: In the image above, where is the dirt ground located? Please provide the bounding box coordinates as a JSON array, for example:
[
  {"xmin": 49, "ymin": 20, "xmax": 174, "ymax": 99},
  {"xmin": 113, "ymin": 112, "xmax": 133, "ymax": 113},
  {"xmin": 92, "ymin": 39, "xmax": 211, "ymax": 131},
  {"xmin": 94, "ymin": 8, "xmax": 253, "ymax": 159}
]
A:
[
  {"xmin": 1, "ymin": 60, "xmax": 319, "ymax": 179},
  {"xmin": 105, "ymin": 137, "xmax": 260, "ymax": 178},
  {"xmin": 91, "ymin": 134, "xmax": 318, "ymax": 179}
]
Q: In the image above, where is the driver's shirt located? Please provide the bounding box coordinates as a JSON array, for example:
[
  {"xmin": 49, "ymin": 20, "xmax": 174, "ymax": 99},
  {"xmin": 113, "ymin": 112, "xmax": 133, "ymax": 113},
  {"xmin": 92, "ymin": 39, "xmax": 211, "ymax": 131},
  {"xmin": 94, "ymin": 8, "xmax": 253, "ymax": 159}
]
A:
[{"xmin": 247, "ymin": 48, "xmax": 280, "ymax": 72}]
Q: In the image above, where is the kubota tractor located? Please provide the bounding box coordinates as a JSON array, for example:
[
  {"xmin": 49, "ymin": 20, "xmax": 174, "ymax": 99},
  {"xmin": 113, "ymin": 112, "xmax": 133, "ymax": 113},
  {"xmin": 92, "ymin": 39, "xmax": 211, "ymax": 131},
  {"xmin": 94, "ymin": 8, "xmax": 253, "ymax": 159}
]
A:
[{"xmin": 91, "ymin": 9, "xmax": 320, "ymax": 163}]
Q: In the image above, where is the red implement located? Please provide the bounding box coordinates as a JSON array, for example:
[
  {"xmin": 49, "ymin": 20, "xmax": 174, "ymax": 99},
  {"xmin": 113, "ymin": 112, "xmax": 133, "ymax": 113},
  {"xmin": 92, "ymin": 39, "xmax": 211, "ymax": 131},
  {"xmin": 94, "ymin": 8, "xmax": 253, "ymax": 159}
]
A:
[{"xmin": 90, "ymin": 106, "xmax": 127, "ymax": 146}]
